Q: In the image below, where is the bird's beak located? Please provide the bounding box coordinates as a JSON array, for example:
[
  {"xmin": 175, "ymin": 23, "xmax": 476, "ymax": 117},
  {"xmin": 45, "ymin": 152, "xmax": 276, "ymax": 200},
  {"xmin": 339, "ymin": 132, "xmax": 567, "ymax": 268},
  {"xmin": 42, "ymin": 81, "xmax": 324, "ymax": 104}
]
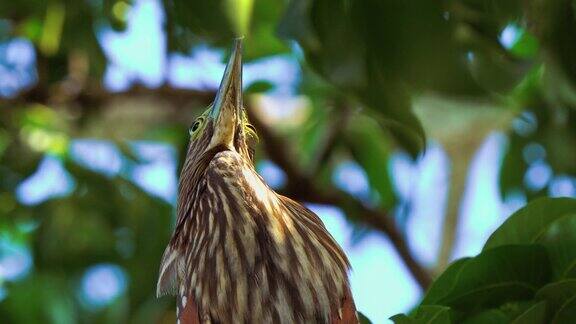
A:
[{"xmin": 209, "ymin": 39, "xmax": 243, "ymax": 150}]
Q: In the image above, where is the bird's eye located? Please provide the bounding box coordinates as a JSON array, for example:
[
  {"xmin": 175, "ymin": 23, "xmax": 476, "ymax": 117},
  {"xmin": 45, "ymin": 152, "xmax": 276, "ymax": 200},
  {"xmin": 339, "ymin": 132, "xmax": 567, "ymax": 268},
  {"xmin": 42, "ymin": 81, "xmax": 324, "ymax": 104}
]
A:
[
  {"xmin": 191, "ymin": 122, "xmax": 200, "ymax": 132},
  {"xmin": 189, "ymin": 118, "xmax": 204, "ymax": 136}
]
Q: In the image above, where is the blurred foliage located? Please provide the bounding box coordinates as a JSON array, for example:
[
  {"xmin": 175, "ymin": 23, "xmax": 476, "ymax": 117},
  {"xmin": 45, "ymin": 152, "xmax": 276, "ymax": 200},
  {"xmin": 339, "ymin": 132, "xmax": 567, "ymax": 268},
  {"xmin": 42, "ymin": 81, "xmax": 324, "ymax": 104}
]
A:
[
  {"xmin": 392, "ymin": 197, "xmax": 576, "ymax": 323},
  {"xmin": 0, "ymin": 0, "xmax": 575, "ymax": 322}
]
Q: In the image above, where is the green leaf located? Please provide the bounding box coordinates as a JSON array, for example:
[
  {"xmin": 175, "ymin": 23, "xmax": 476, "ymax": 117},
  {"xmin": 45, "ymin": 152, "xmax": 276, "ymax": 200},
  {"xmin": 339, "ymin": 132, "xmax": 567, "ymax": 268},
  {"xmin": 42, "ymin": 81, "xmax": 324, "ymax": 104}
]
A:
[
  {"xmin": 537, "ymin": 213, "xmax": 576, "ymax": 279},
  {"xmin": 163, "ymin": 0, "xmax": 235, "ymax": 43},
  {"xmin": 462, "ymin": 309, "xmax": 509, "ymax": 324},
  {"xmin": 425, "ymin": 245, "xmax": 551, "ymax": 312},
  {"xmin": 483, "ymin": 197, "xmax": 576, "ymax": 279},
  {"xmin": 243, "ymin": 0, "xmax": 289, "ymax": 60},
  {"xmin": 510, "ymin": 28, "xmax": 539, "ymax": 59},
  {"xmin": 361, "ymin": 73, "xmax": 426, "ymax": 158},
  {"xmin": 345, "ymin": 115, "xmax": 396, "ymax": 209},
  {"xmin": 468, "ymin": 50, "xmax": 531, "ymax": 94},
  {"xmin": 245, "ymin": 80, "xmax": 274, "ymax": 94},
  {"xmin": 280, "ymin": 0, "xmax": 364, "ymax": 89},
  {"xmin": 498, "ymin": 134, "xmax": 528, "ymax": 198},
  {"xmin": 277, "ymin": 0, "xmax": 320, "ymax": 52},
  {"xmin": 552, "ymin": 294, "xmax": 576, "ymax": 323},
  {"xmin": 422, "ymin": 258, "xmax": 471, "ymax": 305},
  {"xmin": 0, "ymin": 274, "xmax": 77, "ymax": 324},
  {"xmin": 535, "ymin": 279, "xmax": 576, "ymax": 322},
  {"xmin": 510, "ymin": 301, "xmax": 547, "ymax": 324},
  {"xmin": 163, "ymin": 0, "xmax": 287, "ymax": 59},
  {"xmin": 483, "ymin": 197, "xmax": 576, "ymax": 250},
  {"xmin": 528, "ymin": 0, "xmax": 576, "ymax": 87},
  {"xmin": 543, "ymin": 124, "xmax": 576, "ymax": 175},
  {"xmin": 279, "ymin": 0, "xmax": 427, "ymax": 156},
  {"xmin": 390, "ymin": 305, "xmax": 453, "ymax": 324},
  {"xmin": 293, "ymin": 98, "xmax": 329, "ymax": 168},
  {"xmin": 224, "ymin": 0, "xmax": 254, "ymax": 36}
]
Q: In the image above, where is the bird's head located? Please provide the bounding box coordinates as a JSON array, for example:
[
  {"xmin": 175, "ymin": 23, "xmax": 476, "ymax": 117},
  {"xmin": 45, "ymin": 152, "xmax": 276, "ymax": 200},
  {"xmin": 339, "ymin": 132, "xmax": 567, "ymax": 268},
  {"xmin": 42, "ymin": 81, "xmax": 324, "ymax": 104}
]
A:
[
  {"xmin": 180, "ymin": 39, "xmax": 257, "ymax": 191},
  {"xmin": 186, "ymin": 39, "xmax": 257, "ymax": 164}
]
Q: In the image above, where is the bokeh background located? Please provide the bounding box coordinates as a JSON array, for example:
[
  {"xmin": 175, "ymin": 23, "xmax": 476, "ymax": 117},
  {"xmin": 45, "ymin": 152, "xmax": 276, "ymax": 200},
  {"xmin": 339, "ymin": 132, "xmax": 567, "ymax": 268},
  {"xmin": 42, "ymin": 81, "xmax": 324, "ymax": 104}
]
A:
[{"xmin": 1, "ymin": 0, "xmax": 576, "ymax": 323}]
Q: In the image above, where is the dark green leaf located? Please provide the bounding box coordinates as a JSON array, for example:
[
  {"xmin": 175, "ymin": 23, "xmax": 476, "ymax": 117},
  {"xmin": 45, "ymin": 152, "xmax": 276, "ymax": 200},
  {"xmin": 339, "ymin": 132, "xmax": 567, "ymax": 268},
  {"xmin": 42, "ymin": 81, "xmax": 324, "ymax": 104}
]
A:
[
  {"xmin": 552, "ymin": 294, "xmax": 576, "ymax": 323},
  {"xmin": 484, "ymin": 197, "xmax": 576, "ymax": 250},
  {"xmin": 537, "ymin": 213, "xmax": 576, "ymax": 279},
  {"xmin": 468, "ymin": 50, "xmax": 531, "ymax": 94},
  {"xmin": 162, "ymin": 0, "xmax": 238, "ymax": 44},
  {"xmin": 422, "ymin": 258, "xmax": 471, "ymax": 305},
  {"xmin": 535, "ymin": 279, "xmax": 576, "ymax": 321},
  {"xmin": 345, "ymin": 115, "xmax": 396, "ymax": 209},
  {"xmin": 361, "ymin": 73, "xmax": 426, "ymax": 158},
  {"xmin": 542, "ymin": 124, "xmax": 576, "ymax": 175},
  {"xmin": 462, "ymin": 309, "xmax": 509, "ymax": 324},
  {"xmin": 528, "ymin": 0, "xmax": 576, "ymax": 87},
  {"xmin": 0, "ymin": 274, "xmax": 77, "ymax": 324},
  {"xmin": 279, "ymin": 0, "xmax": 427, "ymax": 156},
  {"xmin": 390, "ymin": 305, "xmax": 453, "ymax": 324},
  {"xmin": 426, "ymin": 245, "xmax": 551, "ymax": 312},
  {"xmin": 510, "ymin": 301, "xmax": 547, "ymax": 324},
  {"xmin": 498, "ymin": 133, "xmax": 528, "ymax": 198}
]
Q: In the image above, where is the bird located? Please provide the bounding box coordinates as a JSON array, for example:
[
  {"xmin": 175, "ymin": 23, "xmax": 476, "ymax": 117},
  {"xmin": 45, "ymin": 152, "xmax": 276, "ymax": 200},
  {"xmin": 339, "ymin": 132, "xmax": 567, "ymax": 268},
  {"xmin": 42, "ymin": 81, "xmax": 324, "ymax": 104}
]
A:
[{"xmin": 156, "ymin": 39, "xmax": 358, "ymax": 324}]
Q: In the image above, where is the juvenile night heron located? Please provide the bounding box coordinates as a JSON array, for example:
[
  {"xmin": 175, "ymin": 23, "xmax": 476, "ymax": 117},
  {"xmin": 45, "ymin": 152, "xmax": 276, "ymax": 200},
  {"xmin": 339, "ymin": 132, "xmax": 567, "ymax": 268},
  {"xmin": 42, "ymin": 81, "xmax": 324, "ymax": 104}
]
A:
[{"xmin": 157, "ymin": 40, "xmax": 358, "ymax": 324}]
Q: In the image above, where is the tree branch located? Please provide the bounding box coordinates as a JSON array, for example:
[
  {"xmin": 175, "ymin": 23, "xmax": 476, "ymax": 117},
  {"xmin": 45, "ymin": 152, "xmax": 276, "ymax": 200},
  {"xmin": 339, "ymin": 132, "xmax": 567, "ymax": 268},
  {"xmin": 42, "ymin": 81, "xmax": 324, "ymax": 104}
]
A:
[{"xmin": 0, "ymin": 83, "xmax": 214, "ymax": 109}]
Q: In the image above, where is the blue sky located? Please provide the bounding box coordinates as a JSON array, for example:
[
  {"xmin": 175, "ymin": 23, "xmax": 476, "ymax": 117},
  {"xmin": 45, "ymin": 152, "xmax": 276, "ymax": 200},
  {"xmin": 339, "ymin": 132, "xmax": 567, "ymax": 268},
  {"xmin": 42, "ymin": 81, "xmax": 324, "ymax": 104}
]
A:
[{"xmin": 4, "ymin": 0, "xmax": 576, "ymax": 322}]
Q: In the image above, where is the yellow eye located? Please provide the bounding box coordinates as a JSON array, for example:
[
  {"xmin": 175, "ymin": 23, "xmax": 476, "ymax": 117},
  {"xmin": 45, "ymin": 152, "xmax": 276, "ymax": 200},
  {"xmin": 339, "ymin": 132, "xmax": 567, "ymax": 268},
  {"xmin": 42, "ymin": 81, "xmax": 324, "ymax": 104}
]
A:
[{"xmin": 189, "ymin": 117, "xmax": 204, "ymax": 137}]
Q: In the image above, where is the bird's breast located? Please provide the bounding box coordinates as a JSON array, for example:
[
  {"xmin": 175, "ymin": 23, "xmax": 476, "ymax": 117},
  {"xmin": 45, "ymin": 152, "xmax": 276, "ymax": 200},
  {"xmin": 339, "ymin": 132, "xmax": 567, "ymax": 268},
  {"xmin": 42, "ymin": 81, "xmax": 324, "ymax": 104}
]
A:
[{"xmin": 177, "ymin": 151, "xmax": 353, "ymax": 323}]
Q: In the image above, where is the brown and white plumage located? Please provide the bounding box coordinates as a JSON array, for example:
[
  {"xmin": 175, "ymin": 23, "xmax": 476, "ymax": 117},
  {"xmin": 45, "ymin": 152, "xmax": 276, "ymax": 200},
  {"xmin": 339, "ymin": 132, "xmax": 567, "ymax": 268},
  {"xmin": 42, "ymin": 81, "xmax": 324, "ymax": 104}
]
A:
[{"xmin": 157, "ymin": 39, "xmax": 358, "ymax": 324}]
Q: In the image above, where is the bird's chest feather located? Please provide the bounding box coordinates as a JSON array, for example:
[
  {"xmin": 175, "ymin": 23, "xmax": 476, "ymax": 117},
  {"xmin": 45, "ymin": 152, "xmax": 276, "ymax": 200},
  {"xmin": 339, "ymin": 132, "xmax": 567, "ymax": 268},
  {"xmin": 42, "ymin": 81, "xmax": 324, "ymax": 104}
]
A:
[{"xmin": 177, "ymin": 152, "xmax": 351, "ymax": 323}]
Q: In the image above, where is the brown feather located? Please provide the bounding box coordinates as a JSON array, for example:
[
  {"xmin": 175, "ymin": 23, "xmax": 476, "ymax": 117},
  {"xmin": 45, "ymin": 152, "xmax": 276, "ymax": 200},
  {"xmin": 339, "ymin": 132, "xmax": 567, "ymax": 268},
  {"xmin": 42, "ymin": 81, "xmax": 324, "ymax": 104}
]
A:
[
  {"xmin": 178, "ymin": 294, "xmax": 200, "ymax": 324},
  {"xmin": 178, "ymin": 289, "xmax": 359, "ymax": 324},
  {"xmin": 331, "ymin": 288, "xmax": 359, "ymax": 324},
  {"xmin": 162, "ymin": 150, "xmax": 356, "ymax": 323}
]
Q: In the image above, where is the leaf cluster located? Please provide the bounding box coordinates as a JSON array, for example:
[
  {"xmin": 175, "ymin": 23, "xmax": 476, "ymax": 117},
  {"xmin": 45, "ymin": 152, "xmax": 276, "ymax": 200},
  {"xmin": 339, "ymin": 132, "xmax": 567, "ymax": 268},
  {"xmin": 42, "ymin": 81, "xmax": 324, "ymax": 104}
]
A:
[{"xmin": 391, "ymin": 197, "xmax": 576, "ymax": 323}]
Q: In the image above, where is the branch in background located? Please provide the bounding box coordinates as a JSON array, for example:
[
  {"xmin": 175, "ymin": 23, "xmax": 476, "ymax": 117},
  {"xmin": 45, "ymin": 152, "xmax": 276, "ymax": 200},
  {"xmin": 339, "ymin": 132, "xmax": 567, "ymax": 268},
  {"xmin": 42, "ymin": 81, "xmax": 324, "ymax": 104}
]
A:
[
  {"xmin": 0, "ymin": 83, "xmax": 214, "ymax": 109},
  {"xmin": 248, "ymin": 107, "xmax": 432, "ymax": 290}
]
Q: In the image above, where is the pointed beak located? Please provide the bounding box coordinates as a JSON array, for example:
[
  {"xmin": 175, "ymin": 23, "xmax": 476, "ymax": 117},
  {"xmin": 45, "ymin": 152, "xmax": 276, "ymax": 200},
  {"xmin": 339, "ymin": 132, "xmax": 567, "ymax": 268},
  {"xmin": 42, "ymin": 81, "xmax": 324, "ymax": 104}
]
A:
[{"xmin": 209, "ymin": 39, "xmax": 243, "ymax": 149}]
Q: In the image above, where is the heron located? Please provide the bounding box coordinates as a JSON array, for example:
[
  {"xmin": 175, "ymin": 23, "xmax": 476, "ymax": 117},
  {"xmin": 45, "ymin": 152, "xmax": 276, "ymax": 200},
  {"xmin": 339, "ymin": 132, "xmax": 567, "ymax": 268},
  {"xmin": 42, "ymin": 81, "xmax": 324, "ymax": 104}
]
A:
[{"xmin": 157, "ymin": 39, "xmax": 358, "ymax": 324}]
